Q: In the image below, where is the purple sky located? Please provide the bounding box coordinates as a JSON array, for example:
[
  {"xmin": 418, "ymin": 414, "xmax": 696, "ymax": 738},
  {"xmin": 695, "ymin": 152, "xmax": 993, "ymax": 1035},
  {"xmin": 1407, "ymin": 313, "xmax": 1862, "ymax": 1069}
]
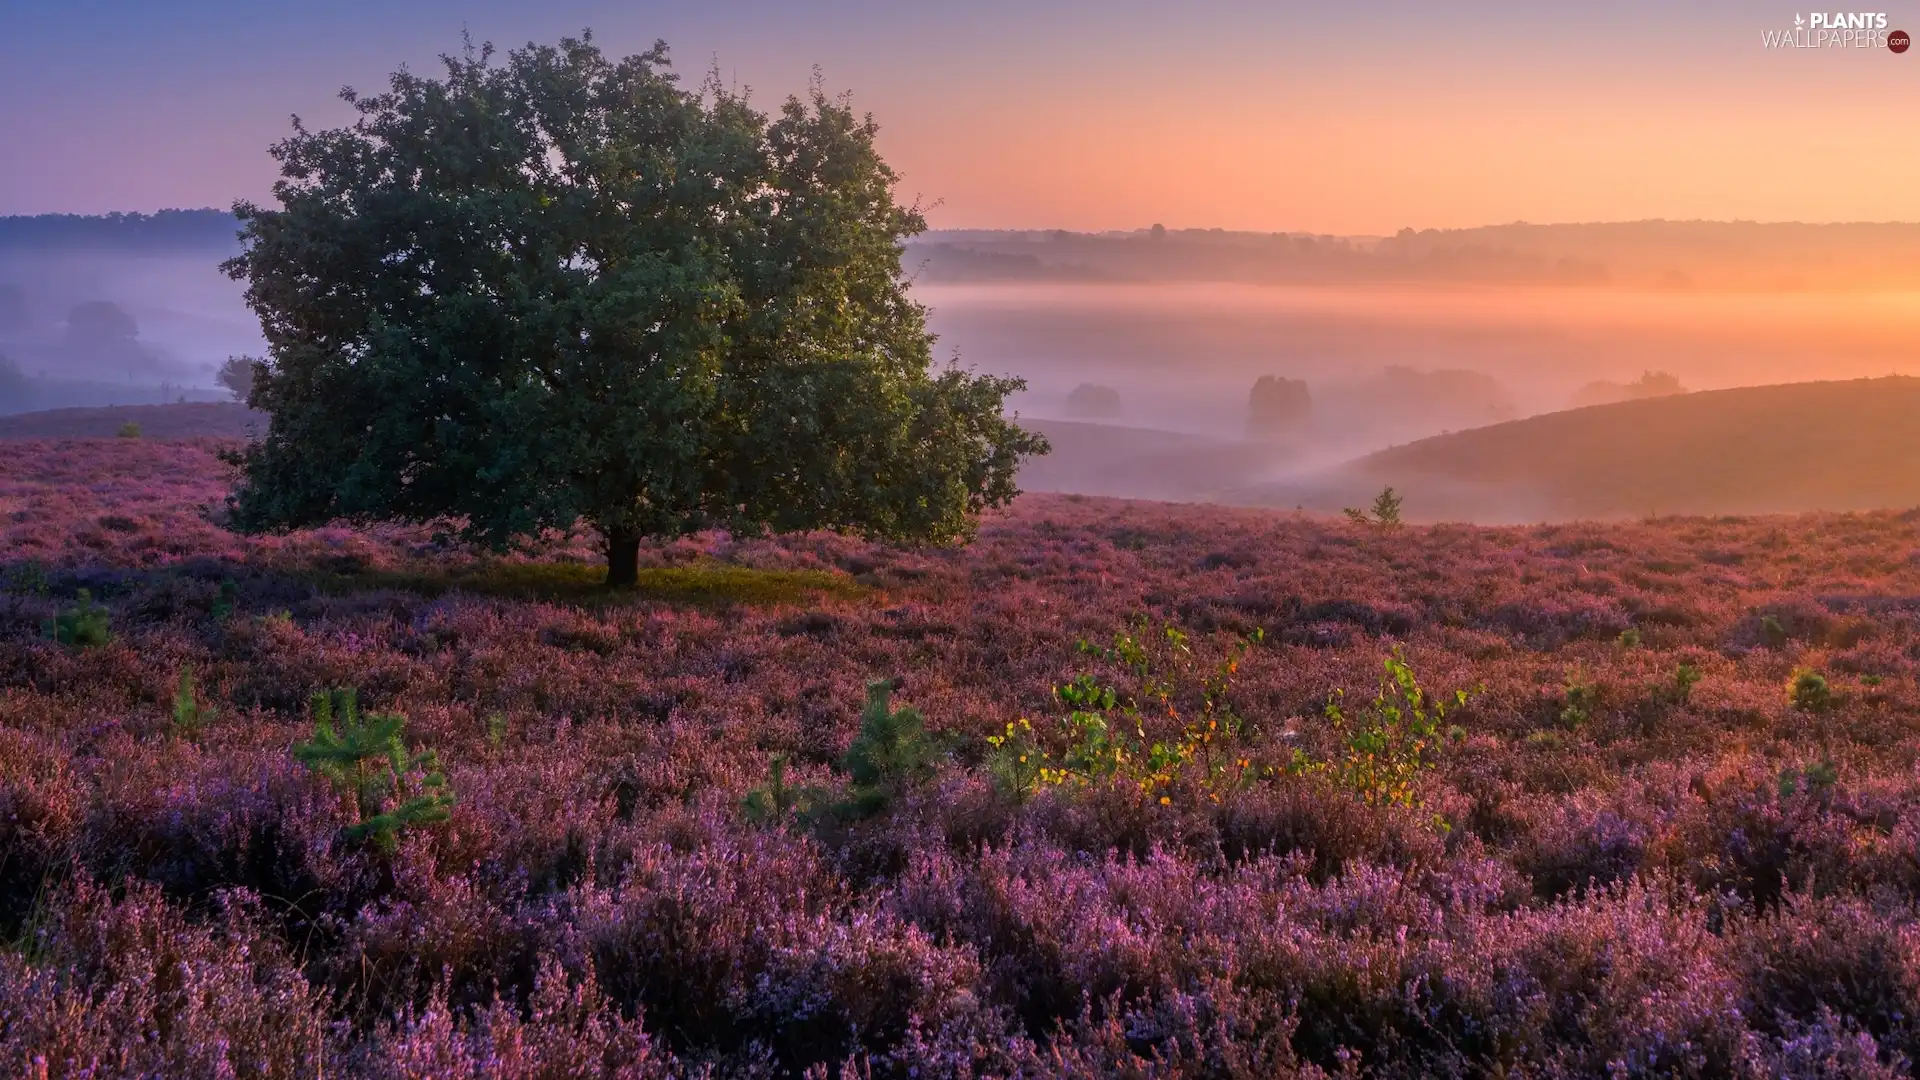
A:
[{"xmin": 4, "ymin": 1, "xmax": 1917, "ymax": 231}]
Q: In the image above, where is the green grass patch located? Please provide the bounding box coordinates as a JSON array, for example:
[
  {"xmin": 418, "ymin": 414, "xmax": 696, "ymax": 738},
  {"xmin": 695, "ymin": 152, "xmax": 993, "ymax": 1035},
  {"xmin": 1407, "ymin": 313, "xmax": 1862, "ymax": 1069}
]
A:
[{"xmin": 312, "ymin": 558, "xmax": 870, "ymax": 608}]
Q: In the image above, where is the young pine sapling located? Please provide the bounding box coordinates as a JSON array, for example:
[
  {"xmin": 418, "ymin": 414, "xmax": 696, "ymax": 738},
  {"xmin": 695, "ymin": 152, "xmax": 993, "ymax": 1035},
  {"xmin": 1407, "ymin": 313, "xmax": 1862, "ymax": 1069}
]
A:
[{"xmin": 293, "ymin": 688, "xmax": 455, "ymax": 851}]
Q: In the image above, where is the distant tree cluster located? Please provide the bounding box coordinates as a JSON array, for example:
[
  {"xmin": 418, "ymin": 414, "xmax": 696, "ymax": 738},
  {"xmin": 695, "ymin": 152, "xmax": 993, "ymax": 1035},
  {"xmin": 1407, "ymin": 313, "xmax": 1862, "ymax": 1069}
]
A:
[
  {"xmin": 1372, "ymin": 366, "xmax": 1516, "ymax": 425},
  {"xmin": 58, "ymin": 299, "xmax": 156, "ymax": 375},
  {"xmin": 1569, "ymin": 370, "xmax": 1687, "ymax": 409},
  {"xmin": 911, "ymin": 244, "xmax": 1103, "ymax": 284},
  {"xmin": 65, "ymin": 300, "xmax": 137, "ymax": 347},
  {"xmin": 1064, "ymin": 383, "xmax": 1122, "ymax": 419},
  {"xmin": 1246, "ymin": 375, "xmax": 1311, "ymax": 437},
  {"xmin": 224, "ymin": 34, "xmax": 1046, "ymax": 585},
  {"xmin": 215, "ymin": 356, "xmax": 259, "ymax": 404}
]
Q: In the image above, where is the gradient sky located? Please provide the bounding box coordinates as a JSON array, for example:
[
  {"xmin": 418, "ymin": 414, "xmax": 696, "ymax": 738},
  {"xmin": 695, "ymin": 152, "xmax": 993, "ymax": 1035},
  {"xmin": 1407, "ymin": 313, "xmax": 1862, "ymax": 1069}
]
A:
[{"xmin": 3, "ymin": 0, "xmax": 1917, "ymax": 233}]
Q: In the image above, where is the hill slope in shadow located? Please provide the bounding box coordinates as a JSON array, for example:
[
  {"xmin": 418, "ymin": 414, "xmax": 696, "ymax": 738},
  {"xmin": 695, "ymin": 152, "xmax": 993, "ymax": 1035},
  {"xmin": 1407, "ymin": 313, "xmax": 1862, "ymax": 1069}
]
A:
[{"xmin": 1229, "ymin": 376, "xmax": 1920, "ymax": 521}]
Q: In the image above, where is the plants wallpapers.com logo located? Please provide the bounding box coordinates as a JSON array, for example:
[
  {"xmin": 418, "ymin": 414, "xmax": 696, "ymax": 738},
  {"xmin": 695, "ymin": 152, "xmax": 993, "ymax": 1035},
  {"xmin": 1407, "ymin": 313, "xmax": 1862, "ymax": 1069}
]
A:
[{"xmin": 1763, "ymin": 11, "xmax": 1909, "ymax": 48}]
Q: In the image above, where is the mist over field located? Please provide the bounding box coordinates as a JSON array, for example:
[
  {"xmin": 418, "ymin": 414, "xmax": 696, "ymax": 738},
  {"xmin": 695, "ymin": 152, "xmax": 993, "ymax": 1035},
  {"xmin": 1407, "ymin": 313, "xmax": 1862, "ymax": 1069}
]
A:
[
  {"xmin": 7, "ymin": 215, "xmax": 1919, "ymax": 438},
  {"xmin": 9, "ymin": 213, "xmax": 1920, "ymax": 521},
  {"xmin": 0, "ymin": 214, "xmax": 258, "ymax": 409}
]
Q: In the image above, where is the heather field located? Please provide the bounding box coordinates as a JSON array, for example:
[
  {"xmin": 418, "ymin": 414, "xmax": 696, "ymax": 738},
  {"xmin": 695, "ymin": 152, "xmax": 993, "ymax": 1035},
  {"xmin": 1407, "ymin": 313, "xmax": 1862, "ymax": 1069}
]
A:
[{"xmin": 11, "ymin": 437, "xmax": 1920, "ymax": 1077}]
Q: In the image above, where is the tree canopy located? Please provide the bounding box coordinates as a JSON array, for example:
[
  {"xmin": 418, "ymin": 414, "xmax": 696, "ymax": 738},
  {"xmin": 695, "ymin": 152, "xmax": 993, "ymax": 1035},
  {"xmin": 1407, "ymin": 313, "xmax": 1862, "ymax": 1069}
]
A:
[{"xmin": 224, "ymin": 34, "xmax": 1045, "ymax": 583}]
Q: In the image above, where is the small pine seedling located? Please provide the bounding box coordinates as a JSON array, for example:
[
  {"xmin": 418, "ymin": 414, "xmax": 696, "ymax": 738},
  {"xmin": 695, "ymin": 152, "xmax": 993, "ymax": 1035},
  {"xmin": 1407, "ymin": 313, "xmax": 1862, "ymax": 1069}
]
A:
[
  {"xmin": 743, "ymin": 754, "xmax": 815, "ymax": 823},
  {"xmin": 116, "ymin": 421, "xmax": 141, "ymax": 439},
  {"xmin": 171, "ymin": 667, "xmax": 215, "ymax": 739},
  {"xmin": 1370, "ymin": 486, "xmax": 1404, "ymax": 529},
  {"xmin": 1788, "ymin": 669, "xmax": 1834, "ymax": 713},
  {"xmin": 1671, "ymin": 663, "xmax": 1703, "ymax": 706},
  {"xmin": 1343, "ymin": 486, "xmax": 1405, "ymax": 531},
  {"xmin": 1779, "ymin": 758, "xmax": 1839, "ymax": 799},
  {"xmin": 842, "ymin": 678, "xmax": 938, "ymax": 817},
  {"xmin": 210, "ymin": 579, "xmax": 238, "ymax": 622},
  {"xmin": 1560, "ymin": 669, "xmax": 1598, "ymax": 730},
  {"xmin": 44, "ymin": 589, "xmax": 111, "ymax": 648},
  {"xmin": 1617, "ymin": 628, "xmax": 1642, "ymax": 649},
  {"xmin": 293, "ymin": 688, "xmax": 454, "ymax": 851}
]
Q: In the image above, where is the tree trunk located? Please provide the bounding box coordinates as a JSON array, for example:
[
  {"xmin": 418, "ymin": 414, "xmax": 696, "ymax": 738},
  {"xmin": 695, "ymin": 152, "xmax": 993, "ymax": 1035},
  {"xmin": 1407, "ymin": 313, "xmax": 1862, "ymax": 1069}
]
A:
[{"xmin": 605, "ymin": 531, "xmax": 641, "ymax": 588}]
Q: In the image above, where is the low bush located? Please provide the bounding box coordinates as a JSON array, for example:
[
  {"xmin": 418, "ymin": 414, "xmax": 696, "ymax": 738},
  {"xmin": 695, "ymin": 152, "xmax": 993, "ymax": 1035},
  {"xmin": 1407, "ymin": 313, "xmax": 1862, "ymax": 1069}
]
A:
[
  {"xmin": 43, "ymin": 588, "xmax": 110, "ymax": 648},
  {"xmin": 292, "ymin": 688, "xmax": 455, "ymax": 852}
]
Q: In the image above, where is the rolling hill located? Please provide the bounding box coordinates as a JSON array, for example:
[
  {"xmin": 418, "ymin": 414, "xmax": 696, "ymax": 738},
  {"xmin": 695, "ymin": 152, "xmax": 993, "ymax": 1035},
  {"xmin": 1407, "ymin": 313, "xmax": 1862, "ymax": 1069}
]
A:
[{"xmin": 1232, "ymin": 376, "xmax": 1920, "ymax": 521}]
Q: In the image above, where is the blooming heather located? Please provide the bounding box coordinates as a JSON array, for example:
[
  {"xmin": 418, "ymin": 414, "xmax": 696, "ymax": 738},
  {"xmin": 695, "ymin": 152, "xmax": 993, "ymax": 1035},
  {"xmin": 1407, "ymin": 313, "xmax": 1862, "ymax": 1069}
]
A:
[{"xmin": 3, "ymin": 438, "xmax": 1920, "ymax": 1075}]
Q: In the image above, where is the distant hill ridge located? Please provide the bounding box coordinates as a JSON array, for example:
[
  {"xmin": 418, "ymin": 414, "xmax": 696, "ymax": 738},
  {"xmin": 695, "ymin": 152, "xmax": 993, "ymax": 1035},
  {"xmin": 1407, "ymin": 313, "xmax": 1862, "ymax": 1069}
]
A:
[
  {"xmin": 1342, "ymin": 376, "xmax": 1920, "ymax": 519},
  {"xmin": 11, "ymin": 212, "xmax": 1920, "ymax": 287},
  {"xmin": 907, "ymin": 221, "xmax": 1920, "ymax": 289}
]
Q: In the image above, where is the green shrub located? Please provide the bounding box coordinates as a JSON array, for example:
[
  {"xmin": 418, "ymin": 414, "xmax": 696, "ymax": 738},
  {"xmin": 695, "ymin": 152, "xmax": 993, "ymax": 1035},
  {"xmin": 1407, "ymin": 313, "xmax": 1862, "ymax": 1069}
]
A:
[
  {"xmin": 170, "ymin": 668, "xmax": 215, "ymax": 740},
  {"xmin": 115, "ymin": 421, "xmax": 141, "ymax": 439},
  {"xmin": 1779, "ymin": 758, "xmax": 1839, "ymax": 799},
  {"xmin": 741, "ymin": 680, "xmax": 939, "ymax": 826},
  {"xmin": 1788, "ymin": 669, "xmax": 1834, "ymax": 713},
  {"xmin": 992, "ymin": 621, "xmax": 1263, "ymax": 804},
  {"xmin": 44, "ymin": 589, "xmax": 111, "ymax": 648},
  {"xmin": 210, "ymin": 578, "xmax": 238, "ymax": 622},
  {"xmin": 841, "ymin": 679, "xmax": 938, "ymax": 818},
  {"xmin": 1761, "ymin": 614, "xmax": 1789, "ymax": 649},
  {"xmin": 983, "ymin": 718, "xmax": 1047, "ymax": 803},
  {"xmin": 743, "ymin": 754, "xmax": 824, "ymax": 824},
  {"xmin": 1617, "ymin": 628, "xmax": 1642, "ymax": 649},
  {"xmin": 1559, "ymin": 669, "xmax": 1598, "ymax": 729},
  {"xmin": 1343, "ymin": 486, "xmax": 1404, "ymax": 531},
  {"xmin": 1670, "ymin": 663, "xmax": 1703, "ymax": 706},
  {"xmin": 293, "ymin": 688, "xmax": 454, "ymax": 851},
  {"xmin": 1313, "ymin": 648, "xmax": 1468, "ymax": 816}
]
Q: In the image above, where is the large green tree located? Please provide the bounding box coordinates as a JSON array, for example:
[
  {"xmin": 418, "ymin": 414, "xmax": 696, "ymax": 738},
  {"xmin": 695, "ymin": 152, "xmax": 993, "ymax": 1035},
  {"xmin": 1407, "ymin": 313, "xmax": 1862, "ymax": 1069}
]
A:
[{"xmin": 225, "ymin": 34, "xmax": 1044, "ymax": 584}]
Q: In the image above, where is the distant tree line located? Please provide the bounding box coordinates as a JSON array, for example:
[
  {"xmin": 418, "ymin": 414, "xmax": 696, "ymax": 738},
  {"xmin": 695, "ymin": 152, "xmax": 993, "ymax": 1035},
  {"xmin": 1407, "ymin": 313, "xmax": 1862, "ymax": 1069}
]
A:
[
  {"xmin": 1569, "ymin": 370, "xmax": 1687, "ymax": 409},
  {"xmin": 0, "ymin": 210, "xmax": 239, "ymax": 253},
  {"xmin": 905, "ymin": 220, "xmax": 1920, "ymax": 290}
]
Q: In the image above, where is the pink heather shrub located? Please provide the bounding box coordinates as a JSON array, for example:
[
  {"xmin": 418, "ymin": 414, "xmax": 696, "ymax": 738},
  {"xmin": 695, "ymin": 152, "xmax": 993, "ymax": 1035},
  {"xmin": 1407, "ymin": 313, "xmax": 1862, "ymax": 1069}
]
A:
[
  {"xmin": 0, "ymin": 878, "xmax": 325, "ymax": 1078},
  {"xmin": 4, "ymin": 439, "xmax": 1920, "ymax": 1074},
  {"xmin": 357, "ymin": 959, "xmax": 675, "ymax": 1080}
]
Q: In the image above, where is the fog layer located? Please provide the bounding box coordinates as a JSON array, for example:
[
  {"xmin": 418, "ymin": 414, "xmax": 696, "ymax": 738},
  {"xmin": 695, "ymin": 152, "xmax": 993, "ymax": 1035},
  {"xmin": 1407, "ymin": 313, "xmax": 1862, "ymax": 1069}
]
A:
[{"xmin": 7, "ymin": 215, "xmax": 1920, "ymax": 522}]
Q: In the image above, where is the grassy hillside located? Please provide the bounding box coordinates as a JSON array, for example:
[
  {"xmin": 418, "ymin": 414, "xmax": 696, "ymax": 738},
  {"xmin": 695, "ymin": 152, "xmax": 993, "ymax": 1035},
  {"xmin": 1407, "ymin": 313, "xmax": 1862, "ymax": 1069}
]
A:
[
  {"xmin": 6, "ymin": 438, "xmax": 1920, "ymax": 1072},
  {"xmin": 1235, "ymin": 376, "xmax": 1920, "ymax": 521}
]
